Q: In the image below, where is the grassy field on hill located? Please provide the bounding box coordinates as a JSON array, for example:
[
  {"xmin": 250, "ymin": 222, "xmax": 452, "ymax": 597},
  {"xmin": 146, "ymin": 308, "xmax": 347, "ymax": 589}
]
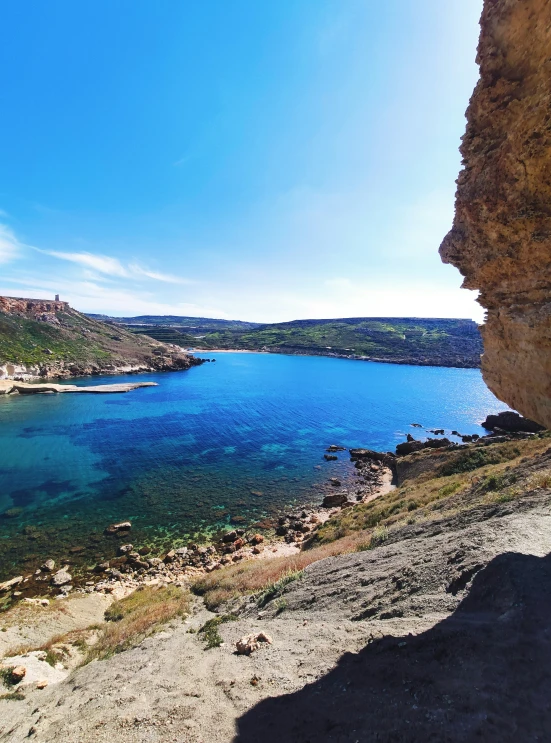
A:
[{"xmin": 110, "ymin": 316, "xmax": 483, "ymax": 368}]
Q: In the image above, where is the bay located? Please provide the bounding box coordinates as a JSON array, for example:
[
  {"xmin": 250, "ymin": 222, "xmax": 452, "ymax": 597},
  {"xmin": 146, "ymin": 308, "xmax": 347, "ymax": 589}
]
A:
[{"xmin": 0, "ymin": 352, "xmax": 507, "ymax": 577}]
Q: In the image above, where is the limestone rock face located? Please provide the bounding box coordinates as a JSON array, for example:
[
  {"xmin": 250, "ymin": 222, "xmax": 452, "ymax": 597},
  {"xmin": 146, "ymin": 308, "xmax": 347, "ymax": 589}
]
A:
[{"xmin": 440, "ymin": 0, "xmax": 551, "ymax": 428}]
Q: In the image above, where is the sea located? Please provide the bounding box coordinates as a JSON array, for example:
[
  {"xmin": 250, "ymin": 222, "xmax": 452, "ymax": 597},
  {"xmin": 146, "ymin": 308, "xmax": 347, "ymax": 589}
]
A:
[{"xmin": 0, "ymin": 352, "xmax": 508, "ymax": 578}]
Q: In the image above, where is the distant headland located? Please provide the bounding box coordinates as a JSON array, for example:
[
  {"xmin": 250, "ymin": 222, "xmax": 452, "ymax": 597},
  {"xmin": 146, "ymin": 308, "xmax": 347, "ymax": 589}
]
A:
[
  {"xmin": 89, "ymin": 313, "xmax": 483, "ymax": 369},
  {"xmin": 0, "ymin": 296, "xmax": 203, "ymax": 382}
]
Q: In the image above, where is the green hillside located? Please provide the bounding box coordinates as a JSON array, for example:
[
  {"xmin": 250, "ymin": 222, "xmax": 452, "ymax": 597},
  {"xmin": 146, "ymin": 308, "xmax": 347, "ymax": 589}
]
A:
[
  {"xmin": 116, "ymin": 316, "xmax": 483, "ymax": 368},
  {"xmin": 0, "ymin": 299, "xmax": 200, "ymax": 374}
]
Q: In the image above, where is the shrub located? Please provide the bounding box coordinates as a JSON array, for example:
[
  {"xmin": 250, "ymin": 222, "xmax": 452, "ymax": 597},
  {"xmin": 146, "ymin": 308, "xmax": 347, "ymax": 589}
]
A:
[
  {"xmin": 480, "ymin": 473, "xmax": 507, "ymax": 492},
  {"xmin": 198, "ymin": 614, "xmax": 237, "ymax": 649},
  {"xmin": 356, "ymin": 525, "xmax": 389, "ymax": 551},
  {"xmin": 438, "ymin": 482, "xmax": 461, "ymax": 497},
  {"xmin": 0, "ymin": 667, "xmax": 16, "ymax": 688},
  {"xmin": 439, "ymin": 444, "xmax": 521, "ymax": 476},
  {"xmin": 258, "ymin": 571, "xmax": 302, "ymax": 608}
]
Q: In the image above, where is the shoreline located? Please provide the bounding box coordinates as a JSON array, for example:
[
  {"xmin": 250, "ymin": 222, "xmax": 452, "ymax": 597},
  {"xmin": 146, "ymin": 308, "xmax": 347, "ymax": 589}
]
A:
[
  {"xmin": 192, "ymin": 348, "xmax": 480, "ymax": 369},
  {"xmin": 0, "ymin": 449, "xmax": 395, "ymax": 604},
  {"xmin": 0, "ymin": 380, "xmax": 158, "ymax": 395}
]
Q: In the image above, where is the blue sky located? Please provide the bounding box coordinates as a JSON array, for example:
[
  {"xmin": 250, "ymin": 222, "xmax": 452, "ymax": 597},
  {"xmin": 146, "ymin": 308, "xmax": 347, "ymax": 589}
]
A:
[{"xmin": 0, "ymin": 0, "xmax": 483, "ymax": 322}]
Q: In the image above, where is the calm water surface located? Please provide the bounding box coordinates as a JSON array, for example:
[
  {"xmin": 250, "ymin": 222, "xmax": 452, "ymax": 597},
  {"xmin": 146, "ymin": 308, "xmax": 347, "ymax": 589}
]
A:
[{"xmin": 0, "ymin": 353, "xmax": 507, "ymax": 576}]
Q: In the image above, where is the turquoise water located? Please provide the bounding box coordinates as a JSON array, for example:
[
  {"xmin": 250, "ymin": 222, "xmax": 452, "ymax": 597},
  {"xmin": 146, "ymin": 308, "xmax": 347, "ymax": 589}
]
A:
[{"xmin": 0, "ymin": 353, "xmax": 507, "ymax": 577}]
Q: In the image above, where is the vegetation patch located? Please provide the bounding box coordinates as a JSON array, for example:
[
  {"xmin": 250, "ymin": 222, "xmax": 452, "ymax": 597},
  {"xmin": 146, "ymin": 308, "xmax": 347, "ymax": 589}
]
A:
[
  {"xmin": 0, "ymin": 666, "xmax": 16, "ymax": 688},
  {"xmin": 0, "ymin": 691, "xmax": 25, "ymax": 701},
  {"xmin": 438, "ymin": 482, "xmax": 462, "ymax": 497},
  {"xmin": 439, "ymin": 443, "xmax": 522, "ymax": 476},
  {"xmin": 258, "ymin": 571, "xmax": 302, "ymax": 607},
  {"xmin": 193, "ymin": 539, "xmax": 367, "ymax": 610},
  {"xmin": 198, "ymin": 614, "xmax": 238, "ymax": 649},
  {"xmin": 86, "ymin": 585, "xmax": 190, "ymax": 662}
]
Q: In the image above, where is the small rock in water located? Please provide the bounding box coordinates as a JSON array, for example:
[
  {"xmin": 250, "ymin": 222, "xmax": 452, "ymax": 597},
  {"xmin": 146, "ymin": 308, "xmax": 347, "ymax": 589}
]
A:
[
  {"xmin": 104, "ymin": 521, "xmax": 132, "ymax": 535},
  {"xmin": 117, "ymin": 544, "xmax": 134, "ymax": 556},
  {"xmin": 41, "ymin": 558, "xmax": 55, "ymax": 572}
]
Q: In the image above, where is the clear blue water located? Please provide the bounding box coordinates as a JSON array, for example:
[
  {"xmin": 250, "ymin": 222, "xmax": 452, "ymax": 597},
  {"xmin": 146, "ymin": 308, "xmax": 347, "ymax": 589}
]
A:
[{"xmin": 0, "ymin": 353, "xmax": 507, "ymax": 577}]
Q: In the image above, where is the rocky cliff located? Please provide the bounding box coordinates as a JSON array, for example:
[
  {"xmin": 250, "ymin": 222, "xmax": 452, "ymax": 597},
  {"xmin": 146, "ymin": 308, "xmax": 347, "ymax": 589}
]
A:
[
  {"xmin": 0, "ymin": 296, "xmax": 203, "ymax": 380},
  {"xmin": 440, "ymin": 0, "xmax": 551, "ymax": 428}
]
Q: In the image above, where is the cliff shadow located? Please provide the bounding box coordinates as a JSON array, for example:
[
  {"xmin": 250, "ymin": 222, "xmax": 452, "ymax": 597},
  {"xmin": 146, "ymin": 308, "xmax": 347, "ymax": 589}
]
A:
[{"xmin": 235, "ymin": 550, "xmax": 551, "ymax": 742}]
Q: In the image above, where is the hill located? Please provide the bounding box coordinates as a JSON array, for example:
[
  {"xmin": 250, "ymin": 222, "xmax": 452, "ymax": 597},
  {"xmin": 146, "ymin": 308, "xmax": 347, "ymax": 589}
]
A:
[
  {"xmin": 0, "ymin": 297, "xmax": 202, "ymax": 379},
  {"xmin": 109, "ymin": 315, "xmax": 483, "ymax": 368}
]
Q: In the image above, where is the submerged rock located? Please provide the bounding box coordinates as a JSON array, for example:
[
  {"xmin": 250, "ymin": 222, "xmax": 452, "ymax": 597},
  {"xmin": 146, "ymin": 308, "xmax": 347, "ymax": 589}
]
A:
[{"xmin": 104, "ymin": 521, "xmax": 132, "ymax": 535}]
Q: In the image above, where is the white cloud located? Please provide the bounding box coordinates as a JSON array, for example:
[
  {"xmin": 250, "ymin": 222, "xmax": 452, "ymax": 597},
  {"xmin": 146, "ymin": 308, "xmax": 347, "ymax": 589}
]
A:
[
  {"xmin": 0, "ymin": 223, "xmax": 24, "ymax": 264},
  {"xmin": 128, "ymin": 264, "xmax": 194, "ymax": 285},
  {"xmin": 41, "ymin": 250, "xmax": 129, "ymax": 277},
  {"xmin": 38, "ymin": 249, "xmax": 193, "ymax": 285},
  {"xmin": 0, "ymin": 275, "xmax": 226, "ymax": 318}
]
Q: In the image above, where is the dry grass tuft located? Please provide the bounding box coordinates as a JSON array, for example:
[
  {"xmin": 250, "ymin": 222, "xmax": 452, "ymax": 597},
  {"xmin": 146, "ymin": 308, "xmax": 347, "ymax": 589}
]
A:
[
  {"xmin": 86, "ymin": 585, "xmax": 190, "ymax": 662},
  {"xmin": 193, "ymin": 535, "xmax": 369, "ymax": 610}
]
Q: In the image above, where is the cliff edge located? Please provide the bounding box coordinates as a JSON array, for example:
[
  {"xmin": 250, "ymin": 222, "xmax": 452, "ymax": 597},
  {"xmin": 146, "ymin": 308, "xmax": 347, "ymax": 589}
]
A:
[{"xmin": 440, "ymin": 0, "xmax": 551, "ymax": 428}]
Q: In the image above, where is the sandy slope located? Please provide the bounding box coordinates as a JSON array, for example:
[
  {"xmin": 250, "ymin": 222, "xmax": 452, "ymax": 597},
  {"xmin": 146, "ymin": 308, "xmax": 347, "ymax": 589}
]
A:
[{"xmin": 1, "ymin": 488, "xmax": 550, "ymax": 742}]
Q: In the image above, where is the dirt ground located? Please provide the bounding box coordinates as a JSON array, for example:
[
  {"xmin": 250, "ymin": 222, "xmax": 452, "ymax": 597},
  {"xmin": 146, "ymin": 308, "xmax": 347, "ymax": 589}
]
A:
[
  {"xmin": 0, "ymin": 593, "xmax": 112, "ymax": 658},
  {"xmin": 1, "ymin": 488, "xmax": 550, "ymax": 742}
]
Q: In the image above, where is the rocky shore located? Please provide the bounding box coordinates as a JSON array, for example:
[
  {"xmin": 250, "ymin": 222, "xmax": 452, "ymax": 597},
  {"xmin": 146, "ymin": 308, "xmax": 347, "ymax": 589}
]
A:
[
  {"xmin": 0, "ymin": 380, "xmax": 158, "ymax": 395},
  {"xmin": 0, "ymin": 353, "xmax": 203, "ymax": 383},
  {"xmin": 0, "ymin": 446, "xmax": 394, "ymax": 605}
]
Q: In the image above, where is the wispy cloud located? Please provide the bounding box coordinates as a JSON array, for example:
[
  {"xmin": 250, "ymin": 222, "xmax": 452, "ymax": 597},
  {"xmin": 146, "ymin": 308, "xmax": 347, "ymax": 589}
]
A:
[
  {"xmin": 0, "ymin": 222, "xmax": 24, "ymax": 264},
  {"xmin": 0, "ymin": 275, "xmax": 227, "ymax": 318},
  {"xmin": 39, "ymin": 249, "xmax": 193, "ymax": 285},
  {"xmin": 42, "ymin": 249, "xmax": 129, "ymax": 277},
  {"xmin": 128, "ymin": 264, "xmax": 194, "ymax": 285}
]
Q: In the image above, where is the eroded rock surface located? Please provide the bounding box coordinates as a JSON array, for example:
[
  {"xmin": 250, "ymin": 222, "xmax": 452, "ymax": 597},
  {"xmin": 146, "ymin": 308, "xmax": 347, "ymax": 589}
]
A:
[{"xmin": 440, "ymin": 0, "xmax": 551, "ymax": 428}]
